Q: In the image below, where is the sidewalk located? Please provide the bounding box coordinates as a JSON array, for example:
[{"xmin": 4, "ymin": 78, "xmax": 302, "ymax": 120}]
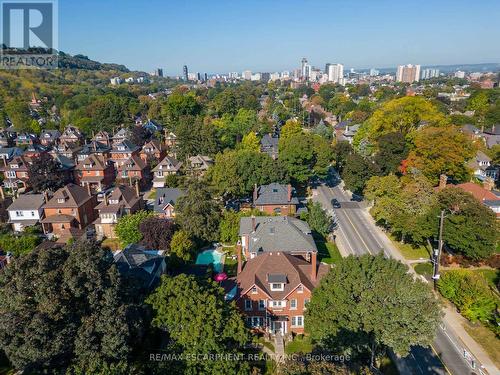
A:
[{"xmin": 361, "ymin": 206, "xmax": 500, "ymax": 375}]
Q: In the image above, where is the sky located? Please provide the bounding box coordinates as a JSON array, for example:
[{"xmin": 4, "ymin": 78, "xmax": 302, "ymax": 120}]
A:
[{"xmin": 58, "ymin": 0, "xmax": 500, "ymax": 75}]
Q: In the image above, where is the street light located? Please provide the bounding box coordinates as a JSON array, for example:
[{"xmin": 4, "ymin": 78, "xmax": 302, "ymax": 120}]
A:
[{"xmin": 432, "ymin": 208, "xmax": 456, "ymax": 290}]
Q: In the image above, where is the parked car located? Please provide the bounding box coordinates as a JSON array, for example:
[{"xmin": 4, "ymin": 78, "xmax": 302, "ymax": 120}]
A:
[{"xmin": 331, "ymin": 198, "xmax": 341, "ymax": 208}]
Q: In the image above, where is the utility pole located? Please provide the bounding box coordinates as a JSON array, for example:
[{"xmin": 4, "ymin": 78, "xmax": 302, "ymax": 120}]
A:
[{"xmin": 433, "ymin": 209, "xmax": 445, "ymax": 290}]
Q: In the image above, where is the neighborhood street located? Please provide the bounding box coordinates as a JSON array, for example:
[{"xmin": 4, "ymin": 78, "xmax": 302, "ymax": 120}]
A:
[{"xmin": 311, "ymin": 173, "xmax": 480, "ymax": 375}]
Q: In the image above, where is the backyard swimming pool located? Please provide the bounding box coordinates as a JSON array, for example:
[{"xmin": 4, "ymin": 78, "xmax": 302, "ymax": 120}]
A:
[{"xmin": 195, "ymin": 249, "xmax": 224, "ymax": 273}]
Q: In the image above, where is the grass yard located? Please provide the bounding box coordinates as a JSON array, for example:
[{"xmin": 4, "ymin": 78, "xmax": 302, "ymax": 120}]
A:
[
  {"xmin": 463, "ymin": 320, "xmax": 500, "ymax": 369},
  {"xmin": 101, "ymin": 238, "xmax": 121, "ymax": 252},
  {"xmin": 414, "ymin": 262, "xmax": 433, "ymax": 277},
  {"xmin": 315, "ymin": 239, "xmax": 342, "ymax": 264},
  {"xmin": 254, "ymin": 336, "xmax": 275, "ymax": 352},
  {"xmin": 146, "ymin": 189, "xmax": 156, "ymax": 199},
  {"xmin": 285, "ymin": 334, "xmax": 313, "ymax": 354},
  {"xmin": 389, "ymin": 235, "xmax": 431, "ymax": 260}
]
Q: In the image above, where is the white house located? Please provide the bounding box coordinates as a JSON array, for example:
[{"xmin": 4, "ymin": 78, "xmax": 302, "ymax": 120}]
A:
[{"xmin": 7, "ymin": 194, "xmax": 45, "ymax": 231}]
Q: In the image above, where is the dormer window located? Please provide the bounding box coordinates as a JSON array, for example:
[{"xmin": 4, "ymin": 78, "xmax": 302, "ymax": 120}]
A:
[
  {"xmin": 251, "ymin": 286, "xmax": 257, "ymax": 294},
  {"xmin": 297, "ymin": 284, "xmax": 304, "ymax": 293},
  {"xmin": 268, "ymin": 273, "xmax": 286, "ymax": 291},
  {"xmin": 109, "ymin": 199, "xmax": 119, "ymax": 204},
  {"xmin": 57, "ymin": 198, "xmax": 65, "ymax": 203},
  {"xmin": 270, "ymin": 283, "xmax": 284, "ymax": 291},
  {"xmin": 11, "ymin": 164, "xmax": 19, "ymax": 169}
]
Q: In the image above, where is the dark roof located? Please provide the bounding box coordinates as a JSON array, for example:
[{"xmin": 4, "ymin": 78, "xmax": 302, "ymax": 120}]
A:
[
  {"xmin": 7, "ymin": 194, "xmax": 44, "ymax": 211},
  {"xmin": 254, "ymin": 183, "xmax": 299, "ymax": 205},
  {"xmin": 78, "ymin": 141, "xmax": 111, "ymax": 155},
  {"xmin": 44, "ymin": 183, "xmax": 93, "ymax": 208},
  {"xmin": 268, "ymin": 273, "xmax": 287, "ymax": 283},
  {"xmin": 154, "ymin": 188, "xmax": 185, "ymax": 213},
  {"xmin": 260, "ymin": 133, "xmax": 279, "ymax": 148},
  {"xmin": 113, "ymin": 244, "xmax": 166, "ymax": 288},
  {"xmin": 112, "ymin": 140, "xmax": 139, "ymax": 153},
  {"xmin": 239, "ymin": 216, "xmax": 317, "ymax": 254},
  {"xmin": 96, "ymin": 185, "xmax": 140, "ymax": 212}
]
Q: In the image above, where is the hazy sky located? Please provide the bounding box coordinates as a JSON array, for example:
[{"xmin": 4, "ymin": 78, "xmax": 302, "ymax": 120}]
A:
[{"xmin": 59, "ymin": 0, "xmax": 500, "ymax": 75}]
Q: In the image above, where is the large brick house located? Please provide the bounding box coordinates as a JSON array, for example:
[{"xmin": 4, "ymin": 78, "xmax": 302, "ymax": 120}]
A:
[
  {"xmin": 94, "ymin": 185, "xmax": 143, "ymax": 239},
  {"xmin": 1, "ymin": 155, "xmax": 31, "ymax": 190},
  {"xmin": 140, "ymin": 140, "xmax": 166, "ymax": 164},
  {"xmin": 117, "ymin": 155, "xmax": 150, "ymax": 190},
  {"xmin": 76, "ymin": 154, "xmax": 115, "ymax": 194},
  {"xmin": 230, "ymin": 216, "xmax": 327, "ymax": 336},
  {"xmin": 110, "ymin": 140, "xmax": 140, "ymax": 167},
  {"xmin": 41, "ymin": 183, "xmax": 97, "ymax": 240},
  {"xmin": 253, "ymin": 183, "xmax": 299, "ymax": 216}
]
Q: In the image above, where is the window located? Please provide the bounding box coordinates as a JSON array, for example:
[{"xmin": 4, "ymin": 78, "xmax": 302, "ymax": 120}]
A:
[
  {"xmin": 270, "ymin": 300, "xmax": 285, "ymax": 309},
  {"xmin": 291, "ymin": 316, "xmax": 304, "ymax": 327},
  {"xmin": 258, "ymin": 300, "xmax": 265, "ymax": 310},
  {"xmin": 57, "ymin": 198, "xmax": 65, "ymax": 203},
  {"xmin": 251, "ymin": 317, "xmax": 264, "ymax": 328},
  {"xmin": 270, "ymin": 283, "xmax": 284, "ymax": 291},
  {"xmin": 290, "ymin": 299, "xmax": 297, "ymax": 310},
  {"xmin": 15, "ymin": 211, "xmax": 23, "ymax": 217},
  {"xmin": 244, "ymin": 300, "xmax": 252, "ymax": 311},
  {"xmin": 251, "ymin": 286, "xmax": 257, "ymax": 294},
  {"xmin": 31, "ymin": 211, "xmax": 35, "ymax": 217},
  {"xmin": 297, "ymin": 285, "xmax": 303, "ymax": 293}
]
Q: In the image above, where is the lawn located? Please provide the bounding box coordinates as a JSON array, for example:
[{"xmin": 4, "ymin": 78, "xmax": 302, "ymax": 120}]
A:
[
  {"xmin": 463, "ymin": 320, "xmax": 500, "ymax": 369},
  {"xmin": 285, "ymin": 334, "xmax": 313, "ymax": 354},
  {"xmin": 389, "ymin": 235, "xmax": 431, "ymax": 260},
  {"xmin": 414, "ymin": 262, "xmax": 433, "ymax": 277},
  {"xmin": 146, "ymin": 189, "xmax": 157, "ymax": 199},
  {"xmin": 315, "ymin": 238, "xmax": 342, "ymax": 264},
  {"xmin": 255, "ymin": 336, "xmax": 275, "ymax": 353}
]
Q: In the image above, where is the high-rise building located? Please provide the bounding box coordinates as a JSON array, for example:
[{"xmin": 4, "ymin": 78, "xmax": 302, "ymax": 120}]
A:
[
  {"xmin": 396, "ymin": 64, "xmax": 421, "ymax": 83},
  {"xmin": 153, "ymin": 68, "xmax": 163, "ymax": 77},
  {"xmin": 421, "ymin": 68, "xmax": 439, "ymax": 80},
  {"xmin": 243, "ymin": 70, "xmax": 252, "ymax": 80},
  {"xmin": 183, "ymin": 65, "xmax": 189, "ymax": 81},
  {"xmin": 327, "ymin": 63, "xmax": 344, "ymax": 83},
  {"xmin": 261, "ymin": 72, "xmax": 271, "ymax": 82},
  {"xmin": 301, "ymin": 58, "xmax": 311, "ymax": 80},
  {"xmin": 369, "ymin": 68, "xmax": 379, "ymax": 76},
  {"xmin": 325, "ymin": 63, "xmax": 331, "ymax": 74},
  {"xmin": 454, "ymin": 71, "xmax": 466, "ymax": 79},
  {"xmin": 204, "ymin": 73, "xmax": 208, "ymax": 81}
]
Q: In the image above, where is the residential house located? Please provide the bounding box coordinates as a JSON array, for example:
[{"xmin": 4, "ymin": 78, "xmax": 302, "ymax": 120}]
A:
[
  {"xmin": 0, "ymin": 147, "xmax": 23, "ymax": 162},
  {"xmin": 153, "ymin": 188, "xmax": 185, "ymax": 218},
  {"xmin": 112, "ymin": 128, "xmax": 131, "ymax": 144},
  {"xmin": 76, "ymin": 154, "xmax": 115, "ymax": 193},
  {"xmin": 232, "ymin": 250, "xmax": 328, "ymax": 336},
  {"xmin": 7, "ymin": 193, "xmax": 45, "ymax": 231},
  {"xmin": 186, "ymin": 155, "xmax": 213, "ymax": 176},
  {"xmin": 260, "ymin": 134, "xmax": 279, "ymax": 160},
  {"xmin": 114, "ymin": 244, "xmax": 166, "ymax": 289},
  {"xmin": 110, "ymin": 140, "xmax": 140, "ymax": 167},
  {"xmin": 117, "ymin": 155, "xmax": 150, "ymax": 189},
  {"xmin": 94, "ymin": 185, "xmax": 142, "ymax": 238},
  {"xmin": 482, "ymin": 125, "xmax": 500, "ymax": 149},
  {"xmin": 60, "ymin": 125, "xmax": 84, "ymax": 145},
  {"xmin": 23, "ymin": 144, "xmax": 49, "ymax": 159},
  {"xmin": 39, "ymin": 130, "xmax": 61, "ymax": 146},
  {"xmin": 468, "ymin": 151, "xmax": 492, "ymax": 180},
  {"xmin": 0, "ymin": 131, "xmax": 13, "ymax": 147},
  {"xmin": 51, "ymin": 153, "xmax": 76, "ymax": 184},
  {"xmin": 41, "ymin": 183, "xmax": 97, "ymax": 240},
  {"xmin": 76, "ymin": 141, "xmax": 111, "ymax": 162},
  {"xmin": 253, "ymin": 183, "xmax": 299, "ymax": 216},
  {"xmin": 50, "ymin": 140, "xmax": 82, "ymax": 162},
  {"xmin": 0, "ymin": 188, "xmax": 12, "ymax": 223},
  {"xmin": 15, "ymin": 133, "xmax": 38, "ymax": 147},
  {"xmin": 140, "ymin": 139, "xmax": 166, "ymax": 165},
  {"xmin": 456, "ymin": 179, "xmax": 500, "ymax": 218},
  {"xmin": 1, "ymin": 155, "xmax": 31, "ymax": 190},
  {"xmin": 151, "ymin": 156, "xmax": 182, "ymax": 187},
  {"xmin": 92, "ymin": 131, "xmax": 111, "ymax": 146},
  {"xmin": 142, "ymin": 119, "xmax": 163, "ymax": 133},
  {"xmin": 164, "ymin": 131, "xmax": 177, "ymax": 148}
]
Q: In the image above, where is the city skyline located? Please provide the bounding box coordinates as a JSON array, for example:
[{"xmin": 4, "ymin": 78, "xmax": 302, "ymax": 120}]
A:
[{"xmin": 59, "ymin": 0, "xmax": 500, "ymax": 74}]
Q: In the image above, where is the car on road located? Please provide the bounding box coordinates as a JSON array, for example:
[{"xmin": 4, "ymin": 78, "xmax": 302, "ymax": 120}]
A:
[{"xmin": 331, "ymin": 198, "xmax": 341, "ymax": 208}]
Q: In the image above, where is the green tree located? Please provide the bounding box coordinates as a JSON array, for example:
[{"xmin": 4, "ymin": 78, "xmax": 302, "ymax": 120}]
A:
[
  {"xmin": 146, "ymin": 274, "xmax": 250, "ymax": 374},
  {"xmin": 280, "ymin": 119, "xmax": 303, "ymax": 140},
  {"xmin": 170, "ymin": 230, "xmax": 196, "ymax": 263},
  {"xmin": 406, "ymin": 126, "xmax": 475, "ymax": 184},
  {"xmin": 436, "ymin": 187, "xmax": 497, "ymax": 260},
  {"xmin": 240, "ymin": 131, "xmax": 260, "ymax": 151},
  {"xmin": 302, "ymin": 202, "xmax": 332, "ymax": 237},
  {"xmin": 373, "ymin": 132, "xmax": 408, "ymax": 175},
  {"xmin": 115, "ymin": 210, "xmax": 153, "ymax": 247},
  {"xmin": 5, "ymin": 99, "xmax": 31, "ymax": 131},
  {"xmin": 175, "ymin": 181, "xmax": 222, "ymax": 242},
  {"xmin": 306, "ymin": 255, "xmax": 441, "ymax": 364},
  {"xmin": 341, "ymin": 153, "xmax": 377, "ymax": 195},
  {"xmin": 0, "ymin": 241, "xmax": 145, "ymax": 373}
]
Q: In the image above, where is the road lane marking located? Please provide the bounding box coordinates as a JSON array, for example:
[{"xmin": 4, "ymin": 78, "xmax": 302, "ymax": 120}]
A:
[
  {"xmin": 431, "ymin": 344, "xmax": 452, "ymax": 375},
  {"xmin": 340, "ymin": 208, "xmax": 374, "ymax": 255},
  {"xmin": 410, "ymin": 352, "xmax": 425, "ymax": 375}
]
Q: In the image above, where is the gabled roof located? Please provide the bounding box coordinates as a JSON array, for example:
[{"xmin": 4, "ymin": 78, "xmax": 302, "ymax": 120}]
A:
[
  {"xmin": 61, "ymin": 125, "xmax": 82, "ymax": 138},
  {"xmin": 239, "ymin": 216, "xmax": 317, "ymax": 254},
  {"xmin": 236, "ymin": 252, "xmax": 328, "ymax": 300},
  {"xmin": 152, "ymin": 155, "xmax": 182, "ymax": 172},
  {"xmin": 77, "ymin": 154, "xmax": 110, "ymax": 170},
  {"xmin": 0, "ymin": 147, "xmax": 23, "ymax": 159},
  {"xmin": 142, "ymin": 139, "xmax": 165, "ymax": 153},
  {"xmin": 7, "ymin": 194, "xmax": 44, "ymax": 211},
  {"xmin": 114, "ymin": 244, "xmax": 165, "ymax": 287},
  {"xmin": 112, "ymin": 140, "xmax": 139, "ymax": 153},
  {"xmin": 44, "ymin": 183, "xmax": 93, "ymax": 208},
  {"xmin": 96, "ymin": 185, "xmax": 140, "ymax": 212},
  {"xmin": 254, "ymin": 183, "xmax": 299, "ymax": 205},
  {"xmin": 456, "ymin": 183, "xmax": 499, "ymax": 202},
  {"xmin": 40, "ymin": 129, "xmax": 61, "ymax": 139},
  {"xmin": 260, "ymin": 133, "xmax": 279, "ymax": 148},
  {"xmin": 154, "ymin": 188, "xmax": 185, "ymax": 213},
  {"xmin": 118, "ymin": 155, "xmax": 147, "ymax": 171},
  {"xmin": 78, "ymin": 141, "xmax": 111, "ymax": 155},
  {"xmin": 187, "ymin": 155, "xmax": 213, "ymax": 170}
]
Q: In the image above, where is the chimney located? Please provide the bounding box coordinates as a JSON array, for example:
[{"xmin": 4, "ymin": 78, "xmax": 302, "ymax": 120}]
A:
[
  {"xmin": 86, "ymin": 183, "xmax": 91, "ymax": 196},
  {"xmin": 287, "ymin": 184, "xmax": 292, "ymax": 202},
  {"xmin": 236, "ymin": 242, "xmax": 242, "ymax": 275},
  {"xmin": 251, "ymin": 215, "xmax": 256, "ymax": 232},
  {"xmin": 0, "ymin": 186, "xmax": 4, "ymax": 200},
  {"xmin": 311, "ymin": 251, "xmax": 317, "ymax": 281},
  {"xmin": 253, "ymin": 184, "xmax": 258, "ymax": 204},
  {"xmin": 43, "ymin": 190, "xmax": 49, "ymax": 203},
  {"xmin": 103, "ymin": 192, "xmax": 108, "ymax": 205},
  {"xmin": 438, "ymin": 174, "xmax": 447, "ymax": 190},
  {"xmin": 135, "ymin": 180, "xmax": 140, "ymax": 196},
  {"xmin": 483, "ymin": 177, "xmax": 495, "ymax": 191}
]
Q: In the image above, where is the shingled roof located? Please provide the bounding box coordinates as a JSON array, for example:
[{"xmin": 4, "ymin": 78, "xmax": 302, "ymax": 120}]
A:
[
  {"xmin": 254, "ymin": 183, "xmax": 299, "ymax": 205},
  {"xmin": 239, "ymin": 216, "xmax": 317, "ymax": 254},
  {"xmin": 236, "ymin": 252, "xmax": 329, "ymax": 300},
  {"xmin": 43, "ymin": 183, "xmax": 92, "ymax": 208}
]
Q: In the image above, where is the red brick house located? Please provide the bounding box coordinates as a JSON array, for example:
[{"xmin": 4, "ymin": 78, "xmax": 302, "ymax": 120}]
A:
[
  {"xmin": 234, "ymin": 251, "xmax": 328, "ymax": 336},
  {"xmin": 117, "ymin": 155, "xmax": 150, "ymax": 190},
  {"xmin": 76, "ymin": 154, "xmax": 115, "ymax": 194},
  {"xmin": 60, "ymin": 125, "xmax": 84, "ymax": 145},
  {"xmin": 41, "ymin": 183, "xmax": 97, "ymax": 241},
  {"xmin": 1, "ymin": 155, "xmax": 31, "ymax": 190},
  {"xmin": 111, "ymin": 140, "xmax": 140, "ymax": 167},
  {"xmin": 140, "ymin": 139, "xmax": 166, "ymax": 164},
  {"xmin": 253, "ymin": 183, "xmax": 299, "ymax": 216}
]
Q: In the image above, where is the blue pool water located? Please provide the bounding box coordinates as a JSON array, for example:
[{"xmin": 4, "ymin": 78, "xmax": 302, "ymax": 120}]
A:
[{"xmin": 195, "ymin": 249, "xmax": 224, "ymax": 273}]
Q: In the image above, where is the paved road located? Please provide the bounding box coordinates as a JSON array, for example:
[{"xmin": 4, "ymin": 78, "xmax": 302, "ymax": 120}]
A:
[{"xmin": 312, "ymin": 176, "xmax": 480, "ymax": 375}]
